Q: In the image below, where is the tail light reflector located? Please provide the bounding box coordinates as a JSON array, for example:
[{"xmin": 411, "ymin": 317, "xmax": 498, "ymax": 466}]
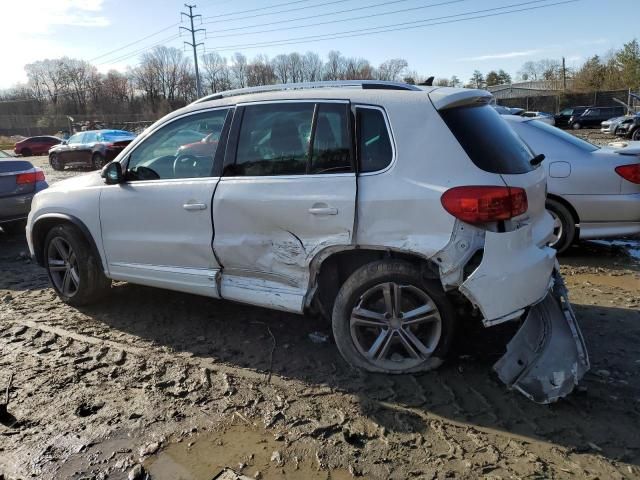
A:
[
  {"xmin": 441, "ymin": 186, "xmax": 528, "ymax": 224},
  {"xmin": 615, "ymin": 164, "xmax": 640, "ymax": 184},
  {"xmin": 16, "ymin": 170, "xmax": 45, "ymax": 184}
]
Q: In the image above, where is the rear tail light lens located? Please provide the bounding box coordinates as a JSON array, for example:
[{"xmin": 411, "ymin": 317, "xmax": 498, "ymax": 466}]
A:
[
  {"xmin": 441, "ymin": 186, "xmax": 528, "ymax": 224},
  {"xmin": 16, "ymin": 170, "xmax": 45, "ymax": 184},
  {"xmin": 615, "ymin": 164, "xmax": 640, "ymax": 184}
]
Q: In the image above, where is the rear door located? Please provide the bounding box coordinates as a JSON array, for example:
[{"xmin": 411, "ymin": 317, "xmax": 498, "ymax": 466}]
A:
[
  {"xmin": 59, "ymin": 133, "xmax": 84, "ymax": 163},
  {"xmin": 78, "ymin": 131, "xmax": 98, "ymax": 164},
  {"xmin": 212, "ymin": 101, "xmax": 356, "ymax": 312}
]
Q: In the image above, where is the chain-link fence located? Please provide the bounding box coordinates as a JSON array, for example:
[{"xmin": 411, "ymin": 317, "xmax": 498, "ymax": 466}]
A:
[
  {"xmin": 0, "ymin": 113, "xmax": 156, "ymax": 137},
  {"xmin": 497, "ymin": 89, "xmax": 636, "ymax": 114}
]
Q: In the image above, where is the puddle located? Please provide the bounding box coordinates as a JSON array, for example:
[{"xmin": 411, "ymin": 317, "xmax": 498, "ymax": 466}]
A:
[
  {"xmin": 145, "ymin": 425, "xmax": 352, "ymax": 480},
  {"xmin": 589, "ymin": 239, "xmax": 640, "ymax": 262}
]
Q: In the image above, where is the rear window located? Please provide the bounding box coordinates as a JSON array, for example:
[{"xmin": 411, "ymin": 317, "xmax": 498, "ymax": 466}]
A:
[{"xmin": 440, "ymin": 105, "xmax": 534, "ymax": 174}]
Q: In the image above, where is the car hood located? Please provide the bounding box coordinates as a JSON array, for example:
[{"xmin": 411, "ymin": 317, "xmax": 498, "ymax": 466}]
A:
[
  {"xmin": 45, "ymin": 171, "xmax": 103, "ymax": 192},
  {"xmin": 605, "ymin": 140, "xmax": 640, "ymax": 155}
]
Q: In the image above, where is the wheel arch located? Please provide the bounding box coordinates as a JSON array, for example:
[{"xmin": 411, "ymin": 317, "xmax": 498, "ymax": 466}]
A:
[
  {"xmin": 306, "ymin": 246, "xmax": 441, "ymax": 320},
  {"xmin": 546, "ymin": 193, "xmax": 580, "ymax": 240},
  {"xmin": 32, "ymin": 214, "xmax": 104, "ymax": 272}
]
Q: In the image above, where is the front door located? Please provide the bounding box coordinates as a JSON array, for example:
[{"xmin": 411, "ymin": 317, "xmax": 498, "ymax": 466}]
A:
[
  {"xmin": 212, "ymin": 101, "xmax": 356, "ymax": 312},
  {"xmin": 99, "ymin": 107, "xmax": 231, "ymax": 297},
  {"xmin": 58, "ymin": 132, "xmax": 84, "ymax": 164}
]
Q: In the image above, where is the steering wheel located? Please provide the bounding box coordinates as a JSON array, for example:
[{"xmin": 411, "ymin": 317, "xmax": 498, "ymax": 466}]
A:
[{"xmin": 173, "ymin": 154, "xmax": 198, "ymax": 178}]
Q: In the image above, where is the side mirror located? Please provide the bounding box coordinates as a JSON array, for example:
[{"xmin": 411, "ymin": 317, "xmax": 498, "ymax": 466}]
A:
[
  {"xmin": 101, "ymin": 162, "xmax": 123, "ymax": 184},
  {"xmin": 61, "ymin": 140, "xmax": 68, "ymax": 145}
]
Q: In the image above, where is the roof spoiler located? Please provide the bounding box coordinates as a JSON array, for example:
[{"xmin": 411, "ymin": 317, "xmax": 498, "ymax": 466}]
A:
[{"xmin": 429, "ymin": 88, "xmax": 493, "ymax": 111}]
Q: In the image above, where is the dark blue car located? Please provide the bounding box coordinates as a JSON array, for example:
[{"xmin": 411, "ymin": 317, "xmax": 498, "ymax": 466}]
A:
[{"xmin": 0, "ymin": 151, "xmax": 48, "ymax": 234}]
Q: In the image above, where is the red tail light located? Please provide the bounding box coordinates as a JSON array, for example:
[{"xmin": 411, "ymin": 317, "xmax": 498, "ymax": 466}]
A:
[
  {"xmin": 615, "ymin": 164, "xmax": 640, "ymax": 184},
  {"xmin": 441, "ymin": 186, "xmax": 528, "ymax": 224},
  {"xmin": 16, "ymin": 170, "xmax": 45, "ymax": 185}
]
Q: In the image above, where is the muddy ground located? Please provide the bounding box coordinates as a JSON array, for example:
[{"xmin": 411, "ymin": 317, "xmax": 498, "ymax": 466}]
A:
[{"xmin": 1, "ymin": 134, "xmax": 640, "ymax": 479}]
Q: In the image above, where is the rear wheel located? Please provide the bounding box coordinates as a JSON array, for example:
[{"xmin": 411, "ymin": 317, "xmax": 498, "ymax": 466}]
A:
[
  {"xmin": 546, "ymin": 198, "xmax": 576, "ymax": 254},
  {"xmin": 632, "ymin": 128, "xmax": 640, "ymax": 141},
  {"xmin": 332, "ymin": 260, "xmax": 456, "ymax": 374},
  {"xmin": 21, "ymin": 148, "xmax": 32, "ymax": 157},
  {"xmin": 92, "ymin": 152, "xmax": 105, "ymax": 170},
  {"xmin": 1, "ymin": 220, "xmax": 27, "ymax": 235},
  {"xmin": 50, "ymin": 153, "xmax": 64, "ymax": 171},
  {"xmin": 44, "ymin": 224, "xmax": 111, "ymax": 306}
]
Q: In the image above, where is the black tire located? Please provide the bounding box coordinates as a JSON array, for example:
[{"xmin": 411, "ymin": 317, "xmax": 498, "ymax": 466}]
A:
[
  {"xmin": 21, "ymin": 148, "xmax": 32, "ymax": 157},
  {"xmin": 546, "ymin": 198, "xmax": 576, "ymax": 254},
  {"xmin": 44, "ymin": 224, "xmax": 111, "ymax": 306},
  {"xmin": 1, "ymin": 220, "xmax": 27, "ymax": 235},
  {"xmin": 332, "ymin": 260, "xmax": 456, "ymax": 374},
  {"xmin": 49, "ymin": 153, "xmax": 64, "ymax": 171},
  {"xmin": 632, "ymin": 128, "xmax": 640, "ymax": 141},
  {"xmin": 92, "ymin": 152, "xmax": 105, "ymax": 170},
  {"xmin": 571, "ymin": 122, "xmax": 581, "ymax": 130}
]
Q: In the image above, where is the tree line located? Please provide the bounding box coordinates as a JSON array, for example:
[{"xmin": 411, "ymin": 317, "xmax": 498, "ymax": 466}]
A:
[
  {"xmin": 1, "ymin": 39, "xmax": 638, "ymax": 120},
  {"xmin": 0, "ymin": 49, "xmax": 416, "ymax": 118}
]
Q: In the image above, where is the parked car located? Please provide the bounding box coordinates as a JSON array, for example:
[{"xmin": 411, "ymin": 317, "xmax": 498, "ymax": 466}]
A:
[
  {"xmin": 568, "ymin": 106, "xmax": 625, "ymax": 130},
  {"xmin": 601, "ymin": 114, "xmax": 634, "ymax": 135},
  {"xmin": 505, "ymin": 116, "xmax": 640, "ymax": 253},
  {"xmin": 521, "ymin": 111, "xmax": 555, "ymax": 125},
  {"xmin": 554, "ymin": 106, "xmax": 591, "ymax": 128},
  {"xmin": 1, "ymin": 157, "xmax": 48, "ymax": 234},
  {"xmin": 615, "ymin": 114, "xmax": 640, "ymax": 141},
  {"xmin": 48, "ymin": 129, "xmax": 136, "ymax": 171},
  {"xmin": 26, "ymin": 81, "xmax": 589, "ymax": 403},
  {"xmin": 14, "ymin": 136, "xmax": 61, "ymax": 157}
]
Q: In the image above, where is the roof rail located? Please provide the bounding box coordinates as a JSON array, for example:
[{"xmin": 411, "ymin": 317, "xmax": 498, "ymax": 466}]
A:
[{"xmin": 191, "ymin": 80, "xmax": 422, "ymax": 104}]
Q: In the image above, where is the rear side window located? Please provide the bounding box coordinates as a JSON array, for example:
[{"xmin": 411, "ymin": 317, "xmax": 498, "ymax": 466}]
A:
[
  {"xmin": 440, "ymin": 105, "xmax": 534, "ymax": 174},
  {"xmin": 357, "ymin": 107, "xmax": 393, "ymax": 173},
  {"xmin": 309, "ymin": 103, "xmax": 352, "ymax": 174}
]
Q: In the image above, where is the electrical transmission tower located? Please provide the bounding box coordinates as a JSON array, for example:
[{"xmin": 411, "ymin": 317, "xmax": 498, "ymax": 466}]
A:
[{"xmin": 181, "ymin": 4, "xmax": 205, "ymax": 98}]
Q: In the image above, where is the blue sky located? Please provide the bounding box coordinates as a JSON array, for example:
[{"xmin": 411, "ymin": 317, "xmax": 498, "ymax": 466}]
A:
[{"xmin": 4, "ymin": 0, "xmax": 639, "ymax": 89}]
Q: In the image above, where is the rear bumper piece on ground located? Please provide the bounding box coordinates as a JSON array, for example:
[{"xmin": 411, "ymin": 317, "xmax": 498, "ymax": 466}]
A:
[{"xmin": 494, "ymin": 272, "xmax": 590, "ymax": 404}]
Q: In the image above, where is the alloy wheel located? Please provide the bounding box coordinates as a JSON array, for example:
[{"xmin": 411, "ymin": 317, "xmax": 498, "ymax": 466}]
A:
[
  {"xmin": 349, "ymin": 282, "xmax": 442, "ymax": 371},
  {"xmin": 47, "ymin": 237, "xmax": 80, "ymax": 297},
  {"xmin": 548, "ymin": 210, "xmax": 563, "ymax": 248}
]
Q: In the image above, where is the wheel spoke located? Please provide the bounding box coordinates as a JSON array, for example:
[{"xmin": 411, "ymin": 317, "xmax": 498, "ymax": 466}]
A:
[
  {"xmin": 52, "ymin": 238, "xmax": 69, "ymax": 261},
  {"xmin": 397, "ymin": 329, "xmax": 422, "ymax": 359},
  {"xmin": 62, "ymin": 269, "xmax": 72, "ymax": 295},
  {"xmin": 351, "ymin": 307, "xmax": 388, "ymax": 327},
  {"xmin": 393, "ymin": 283, "xmax": 402, "ymax": 317},
  {"xmin": 69, "ymin": 268, "xmax": 80, "ymax": 287},
  {"xmin": 402, "ymin": 304, "xmax": 435, "ymax": 322},
  {"xmin": 400, "ymin": 327, "xmax": 434, "ymax": 356},
  {"xmin": 48, "ymin": 259, "xmax": 66, "ymax": 272},
  {"xmin": 382, "ymin": 283, "xmax": 393, "ymax": 317},
  {"xmin": 367, "ymin": 329, "xmax": 391, "ymax": 360}
]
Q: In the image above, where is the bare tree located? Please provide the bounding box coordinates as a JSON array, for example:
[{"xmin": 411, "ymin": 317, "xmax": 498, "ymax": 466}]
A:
[
  {"xmin": 231, "ymin": 53, "xmax": 248, "ymax": 88},
  {"xmin": 272, "ymin": 54, "xmax": 290, "ymax": 84},
  {"xmin": 201, "ymin": 52, "xmax": 231, "ymax": 93},
  {"xmin": 302, "ymin": 52, "xmax": 323, "ymax": 81},
  {"xmin": 377, "ymin": 58, "xmax": 408, "ymax": 81},
  {"xmin": 324, "ymin": 50, "xmax": 345, "ymax": 80},
  {"xmin": 246, "ymin": 55, "xmax": 276, "ymax": 87}
]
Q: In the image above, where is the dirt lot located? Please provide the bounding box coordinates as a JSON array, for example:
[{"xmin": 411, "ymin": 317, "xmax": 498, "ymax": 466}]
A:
[{"xmin": 1, "ymin": 137, "xmax": 640, "ymax": 479}]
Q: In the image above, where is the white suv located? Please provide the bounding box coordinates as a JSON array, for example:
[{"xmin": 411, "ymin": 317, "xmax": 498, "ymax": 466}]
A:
[{"xmin": 26, "ymin": 81, "xmax": 589, "ymax": 403}]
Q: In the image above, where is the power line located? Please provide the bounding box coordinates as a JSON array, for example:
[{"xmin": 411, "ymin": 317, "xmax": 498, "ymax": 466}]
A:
[
  {"xmin": 96, "ymin": 34, "xmax": 181, "ymax": 66},
  {"xmin": 205, "ymin": 0, "xmax": 469, "ymax": 40},
  {"xmin": 202, "ymin": 0, "xmax": 352, "ymax": 24},
  {"xmin": 88, "ymin": 23, "xmax": 179, "ymax": 63},
  {"xmin": 181, "ymin": 4, "xmax": 205, "ymax": 98},
  {"xmin": 202, "ymin": 0, "xmax": 326, "ymax": 20},
  {"xmin": 205, "ymin": 0, "xmax": 578, "ymax": 52},
  {"xmin": 202, "ymin": 0, "xmax": 418, "ymax": 34}
]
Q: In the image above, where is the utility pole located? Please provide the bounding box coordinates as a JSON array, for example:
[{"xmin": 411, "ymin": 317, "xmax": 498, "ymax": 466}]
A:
[
  {"xmin": 562, "ymin": 56, "xmax": 567, "ymax": 91},
  {"xmin": 181, "ymin": 4, "xmax": 205, "ymax": 98}
]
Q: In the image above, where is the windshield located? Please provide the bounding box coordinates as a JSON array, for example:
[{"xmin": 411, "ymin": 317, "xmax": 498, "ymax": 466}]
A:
[
  {"xmin": 440, "ymin": 104, "xmax": 535, "ymax": 174},
  {"xmin": 528, "ymin": 119, "xmax": 599, "ymax": 151}
]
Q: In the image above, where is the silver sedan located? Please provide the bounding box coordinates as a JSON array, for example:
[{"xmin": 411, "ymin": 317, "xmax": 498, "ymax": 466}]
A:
[{"xmin": 505, "ymin": 116, "xmax": 640, "ymax": 253}]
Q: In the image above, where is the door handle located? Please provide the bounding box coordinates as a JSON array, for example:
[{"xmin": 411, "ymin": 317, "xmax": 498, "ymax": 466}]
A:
[
  {"xmin": 183, "ymin": 203, "xmax": 207, "ymax": 211},
  {"xmin": 308, "ymin": 206, "xmax": 338, "ymax": 216}
]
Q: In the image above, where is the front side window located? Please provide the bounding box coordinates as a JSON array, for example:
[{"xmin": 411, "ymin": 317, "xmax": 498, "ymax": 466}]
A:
[
  {"xmin": 584, "ymin": 109, "xmax": 599, "ymax": 117},
  {"xmin": 67, "ymin": 133, "xmax": 83, "ymax": 144},
  {"xmin": 83, "ymin": 132, "xmax": 98, "ymax": 144},
  {"xmin": 357, "ymin": 107, "xmax": 393, "ymax": 173},
  {"xmin": 126, "ymin": 109, "xmax": 229, "ymax": 180},
  {"xmin": 560, "ymin": 108, "xmax": 573, "ymax": 116}
]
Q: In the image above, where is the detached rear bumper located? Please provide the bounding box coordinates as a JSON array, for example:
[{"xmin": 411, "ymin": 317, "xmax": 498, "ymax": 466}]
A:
[{"xmin": 494, "ymin": 273, "xmax": 589, "ymax": 403}]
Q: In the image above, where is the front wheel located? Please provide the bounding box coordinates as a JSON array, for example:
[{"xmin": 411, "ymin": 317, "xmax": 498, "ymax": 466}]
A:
[
  {"xmin": 44, "ymin": 224, "xmax": 111, "ymax": 306},
  {"xmin": 546, "ymin": 199, "xmax": 576, "ymax": 254},
  {"xmin": 50, "ymin": 153, "xmax": 64, "ymax": 171},
  {"xmin": 571, "ymin": 122, "xmax": 581, "ymax": 130},
  {"xmin": 21, "ymin": 148, "xmax": 32, "ymax": 157},
  {"xmin": 632, "ymin": 128, "xmax": 640, "ymax": 141},
  {"xmin": 332, "ymin": 260, "xmax": 456, "ymax": 374},
  {"xmin": 92, "ymin": 153, "xmax": 105, "ymax": 170}
]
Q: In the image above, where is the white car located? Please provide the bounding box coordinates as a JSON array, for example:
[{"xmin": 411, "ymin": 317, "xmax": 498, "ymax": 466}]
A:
[
  {"xmin": 521, "ymin": 111, "xmax": 555, "ymax": 126},
  {"xmin": 26, "ymin": 81, "xmax": 589, "ymax": 403},
  {"xmin": 506, "ymin": 116, "xmax": 640, "ymax": 252}
]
